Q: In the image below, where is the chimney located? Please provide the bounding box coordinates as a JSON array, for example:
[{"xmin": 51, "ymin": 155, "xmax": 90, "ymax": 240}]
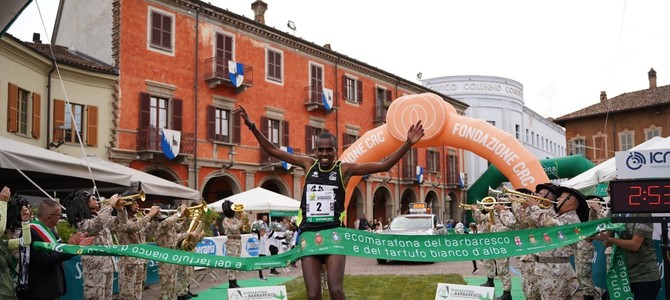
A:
[
  {"xmin": 648, "ymin": 68, "xmax": 657, "ymax": 89},
  {"xmin": 251, "ymin": 0, "xmax": 268, "ymax": 24},
  {"xmin": 32, "ymin": 33, "xmax": 42, "ymax": 44},
  {"xmin": 323, "ymin": 44, "xmax": 332, "ymax": 50},
  {"xmin": 600, "ymin": 91, "xmax": 607, "ymax": 103}
]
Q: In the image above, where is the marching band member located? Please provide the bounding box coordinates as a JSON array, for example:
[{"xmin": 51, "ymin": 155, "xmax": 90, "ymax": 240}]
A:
[
  {"xmin": 473, "ymin": 204, "xmax": 496, "ymax": 288},
  {"xmin": 176, "ymin": 203, "xmax": 205, "ymax": 300},
  {"xmin": 527, "ymin": 186, "xmax": 589, "ymax": 300},
  {"xmin": 573, "ymin": 194, "xmax": 607, "ymax": 300},
  {"xmin": 115, "ymin": 200, "xmax": 160, "ymax": 300},
  {"xmin": 221, "ymin": 200, "xmax": 243, "ymax": 289},
  {"xmin": 62, "ymin": 190, "xmax": 118, "ymax": 300},
  {"xmin": 509, "ymin": 187, "xmax": 540, "ymax": 300},
  {"xmin": 491, "ymin": 198, "xmax": 515, "ymax": 300},
  {"xmin": 148, "ymin": 204, "xmax": 189, "ymax": 300}
]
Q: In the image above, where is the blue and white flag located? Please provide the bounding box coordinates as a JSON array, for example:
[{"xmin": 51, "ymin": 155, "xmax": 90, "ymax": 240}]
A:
[
  {"xmin": 280, "ymin": 146, "xmax": 294, "ymax": 170},
  {"xmin": 161, "ymin": 128, "xmax": 181, "ymax": 160},
  {"xmin": 322, "ymin": 88, "xmax": 334, "ymax": 110},
  {"xmin": 416, "ymin": 166, "xmax": 424, "ymax": 183},
  {"xmin": 228, "ymin": 60, "xmax": 244, "ymax": 88}
]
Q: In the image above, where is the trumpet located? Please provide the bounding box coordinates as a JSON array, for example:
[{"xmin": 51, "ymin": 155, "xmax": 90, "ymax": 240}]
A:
[
  {"xmin": 102, "ymin": 190, "xmax": 146, "ymax": 206},
  {"xmin": 489, "ymin": 186, "xmax": 557, "ymax": 208},
  {"xmin": 458, "ymin": 203, "xmax": 484, "ymax": 211},
  {"xmin": 586, "ymin": 199, "xmax": 609, "ymax": 206}
]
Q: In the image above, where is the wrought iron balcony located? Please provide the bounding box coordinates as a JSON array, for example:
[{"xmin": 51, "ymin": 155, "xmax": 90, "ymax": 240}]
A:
[
  {"xmin": 203, "ymin": 57, "xmax": 253, "ymax": 91},
  {"xmin": 304, "ymin": 86, "xmax": 338, "ymax": 112},
  {"xmin": 136, "ymin": 127, "xmax": 194, "ymax": 158}
]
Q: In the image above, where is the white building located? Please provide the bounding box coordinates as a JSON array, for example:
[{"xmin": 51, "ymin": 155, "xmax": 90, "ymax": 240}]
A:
[{"xmin": 422, "ymin": 75, "xmax": 566, "ymax": 186}]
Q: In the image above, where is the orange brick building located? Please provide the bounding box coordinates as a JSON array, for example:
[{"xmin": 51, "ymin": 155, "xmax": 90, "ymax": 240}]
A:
[
  {"xmin": 54, "ymin": 0, "xmax": 469, "ymax": 225},
  {"xmin": 554, "ymin": 68, "xmax": 669, "ymax": 164}
]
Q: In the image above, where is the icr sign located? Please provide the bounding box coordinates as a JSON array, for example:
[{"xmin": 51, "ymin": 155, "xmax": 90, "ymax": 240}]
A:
[{"xmin": 615, "ymin": 149, "xmax": 670, "ymax": 179}]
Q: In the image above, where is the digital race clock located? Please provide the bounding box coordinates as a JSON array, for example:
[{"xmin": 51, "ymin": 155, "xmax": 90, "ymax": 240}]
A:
[{"xmin": 610, "ymin": 178, "xmax": 670, "ymax": 214}]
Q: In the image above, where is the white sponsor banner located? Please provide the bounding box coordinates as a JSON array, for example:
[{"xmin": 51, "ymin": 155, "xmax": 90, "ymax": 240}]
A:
[
  {"xmin": 615, "ymin": 148, "xmax": 670, "ymax": 179},
  {"xmin": 435, "ymin": 283, "xmax": 494, "ymax": 300},
  {"xmin": 227, "ymin": 285, "xmax": 288, "ymax": 300}
]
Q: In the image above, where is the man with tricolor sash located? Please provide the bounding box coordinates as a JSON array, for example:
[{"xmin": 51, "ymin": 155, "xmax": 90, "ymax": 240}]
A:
[{"xmin": 18, "ymin": 198, "xmax": 93, "ymax": 299}]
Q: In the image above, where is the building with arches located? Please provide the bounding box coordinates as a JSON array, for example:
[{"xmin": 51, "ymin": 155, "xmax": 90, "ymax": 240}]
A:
[{"xmin": 50, "ymin": 0, "xmax": 469, "ymax": 224}]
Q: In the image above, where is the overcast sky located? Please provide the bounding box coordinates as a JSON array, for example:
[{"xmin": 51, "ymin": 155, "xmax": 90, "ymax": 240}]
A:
[{"xmin": 8, "ymin": 0, "xmax": 670, "ymax": 118}]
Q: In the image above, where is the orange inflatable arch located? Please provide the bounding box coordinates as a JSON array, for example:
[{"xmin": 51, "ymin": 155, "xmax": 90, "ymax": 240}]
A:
[{"xmin": 340, "ymin": 93, "xmax": 550, "ymax": 209}]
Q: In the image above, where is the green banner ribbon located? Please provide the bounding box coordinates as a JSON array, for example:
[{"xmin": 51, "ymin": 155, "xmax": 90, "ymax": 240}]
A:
[
  {"xmin": 34, "ymin": 219, "xmax": 621, "ymax": 270},
  {"xmin": 606, "ymin": 245, "xmax": 634, "ymax": 300}
]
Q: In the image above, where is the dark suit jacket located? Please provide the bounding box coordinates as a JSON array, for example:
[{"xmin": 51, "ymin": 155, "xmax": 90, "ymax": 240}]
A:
[{"xmin": 17, "ymin": 227, "xmax": 75, "ymax": 300}]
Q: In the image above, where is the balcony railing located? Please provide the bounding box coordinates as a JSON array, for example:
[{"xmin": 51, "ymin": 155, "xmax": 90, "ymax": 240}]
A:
[
  {"xmin": 203, "ymin": 57, "xmax": 253, "ymax": 90},
  {"xmin": 304, "ymin": 86, "xmax": 338, "ymax": 112},
  {"xmin": 136, "ymin": 127, "xmax": 194, "ymax": 156}
]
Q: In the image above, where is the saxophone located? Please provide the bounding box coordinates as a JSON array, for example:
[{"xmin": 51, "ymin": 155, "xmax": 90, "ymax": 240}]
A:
[{"xmin": 239, "ymin": 211, "xmax": 251, "ymax": 234}]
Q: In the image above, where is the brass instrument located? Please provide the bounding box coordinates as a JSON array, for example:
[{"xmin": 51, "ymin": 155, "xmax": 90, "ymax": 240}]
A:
[
  {"xmin": 489, "ymin": 186, "xmax": 557, "ymax": 208},
  {"xmin": 458, "ymin": 196, "xmax": 509, "ymax": 211},
  {"xmin": 180, "ymin": 203, "xmax": 208, "ymax": 251},
  {"xmin": 458, "ymin": 203, "xmax": 483, "ymax": 211},
  {"xmin": 102, "ymin": 190, "xmax": 146, "ymax": 206}
]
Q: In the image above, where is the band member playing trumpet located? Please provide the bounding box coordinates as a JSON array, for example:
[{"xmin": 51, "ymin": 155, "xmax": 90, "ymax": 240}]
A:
[
  {"xmin": 115, "ymin": 200, "xmax": 160, "ymax": 300},
  {"xmin": 221, "ymin": 200, "xmax": 244, "ymax": 289},
  {"xmin": 62, "ymin": 190, "xmax": 119, "ymax": 300},
  {"xmin": 508, "ymin": 187, "xmax": 542, "ymax": 300},
  {"xmin": 526, "ymin": 186, "xmax": 589, "ymax": 299},
  {"xmin": 491, "ymin": 199, "xmax": 515, "ymax": 300},
  {"xmin": 148, "ymin": 204, "xmax": 189, "ymax": 300},
  {"xmin": 473, "ymin": 199, "xmax": 496, "ymax": 289}
]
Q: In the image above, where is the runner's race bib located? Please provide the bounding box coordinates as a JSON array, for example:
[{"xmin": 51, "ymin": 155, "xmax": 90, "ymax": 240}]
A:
[{"xmin": 306, "ymin": 184, "xmax": 336, "ymax": 223}]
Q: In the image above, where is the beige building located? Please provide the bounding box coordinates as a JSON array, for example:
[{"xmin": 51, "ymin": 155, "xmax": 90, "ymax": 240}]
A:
[{"xmin": 1, "ymin": 33, "xmax": 117, "ymax": 159}]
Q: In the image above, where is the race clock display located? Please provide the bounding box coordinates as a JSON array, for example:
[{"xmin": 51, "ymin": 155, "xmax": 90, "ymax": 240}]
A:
[{"xmin": 610, "ymin": 178, "xmax": 670, "ymax": 214}]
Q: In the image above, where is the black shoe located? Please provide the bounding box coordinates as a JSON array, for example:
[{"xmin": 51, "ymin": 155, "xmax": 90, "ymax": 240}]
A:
[
  {"xmin": 584, "ymin": 296, "xmax": 595, "ymax": 300},
  {"xmin": 229, "ymin": 279, "xmax": 241, "ymax": 289},
  {"xmin": 480, "ymin": 278, "xmax": 495, "ymax": 287},
  {"xmin": 188, "ymin": 290, "xmax": 198, "ymax": 298},
  {"xmin": 496, "ymin": 290, "xmax": 512, "ymax": 300},
  {"xmin": 177, "ymin": 296, "xmax": 188, "ymax": 300},
  {"xmin": 270, "ymin": 270, "xmax": 280, "ymax": 275}
]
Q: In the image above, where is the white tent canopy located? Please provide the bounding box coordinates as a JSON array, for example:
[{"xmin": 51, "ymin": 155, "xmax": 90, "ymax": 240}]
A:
[
  {"xmin": 562, "ymin": 136, "xmax": 670, "ymax": 190},
  {"xmin": 0, "ymin": 136, "xmax": 131, "ymax": 192},
  {"xmin": 83, "ymin": 156, "xmax": 201, "ymax": 200},
  {"xmin": 208, "ymin": 187, "xmax": 300, "ymax": 212}
]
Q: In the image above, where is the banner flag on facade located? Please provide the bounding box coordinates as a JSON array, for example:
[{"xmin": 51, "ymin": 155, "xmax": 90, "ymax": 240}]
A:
[
  {"xmin": 161, "ymin": 128, "xmax": 181, "ymax": 160},
  {"xmin": 322, "ymin": 88, "xmax": 334, "ymax": 110},
  {"xmin": 280, "ymin": 146, "xmax": 294, "ymax": 170},
  {"xmin": 416, "ymin": 166, "xmax": 424, "ymax": 183},
  {"xmin": 228, "ymin": 60, "xmax": 244, "ymax": 88}
]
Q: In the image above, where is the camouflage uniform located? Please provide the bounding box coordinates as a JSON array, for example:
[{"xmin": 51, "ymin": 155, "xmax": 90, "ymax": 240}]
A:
[
  {"xmin": 511, "ymin": 201, "xmax": 541, "ymax": 300},
  {"xmin": 176, "ymin": 220, "xmax": 200, "ymax": 297},
  {"xmin": 491, "ymin": 207, "xmax": 516, "ymax": 292},
  {"xmin": 115, "ymin": 208, "xmax": 153, "ymax": 300},
  {"xmin": 576, "ymin": 239, "xmax": 596, "ymax": 297},
  {"xmin": 223, "ymin": 216, "xmax": 242, "ymax": 280},
  {"xmin": 149, "ymin": 213, "xmax": 188, "ymax": 300},
  {"xmin": 474, "ymin": 209, "xmax": 495, "ymax": 280},
  {"xmin": 528, "ymin": 206, "xmax": 581, "ymax": 299},
  {"xmin": 78, "ymin": 205, "xmax": 117, "ymax": 300}
]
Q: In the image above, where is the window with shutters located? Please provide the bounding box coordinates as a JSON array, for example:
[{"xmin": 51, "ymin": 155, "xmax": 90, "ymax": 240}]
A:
[
  {"xmin": 447, "ymin": 154, "xmax": 460, "ymax": 185},
  {"xmin": 310, "ymin": 64, "xmax": 324, "ymax": 103},
  {"xmin": 515, "ymin": 124, "xmax": 520, "ymax": 140},
  {"xmin": 644, "ymin": 125, "xmax": 661, "ymax": 141},
  {"xmin": 618, "ymin": 130, "xmax": 635, "ymax": 151},
  {"xmin": 260, "ymin": 116, "xmax": 289, "ymax": 164},
  {"xmin": 343, "ymin": 75, "xmax": 362, "ymax": 104},
  {"xmin": 148, "ymin": 8, "xmax": 174, "ymax": 54},
  {"xmin": 206, "ymin": 106, "xmax": 240, "ymax": 144},
  {"xmin": 64, "ymin": 103, "xmax": 84, "ymax": 143},
  {"xmin": 150, "ymin": 96, "xmax": 168, "ymax": 129},
  {"xmin": 342, "ymin": 133, "xmax": 358, "ymax": 150},
  {"xmin": 569, "ymin": 137, "xmax": 586, "ymax": 156},
  {"xmin": 401, "ymin": 148, "xmax": 417, "ymax": 179},
  {"xmin": 215, "ymin": 32, "xmax": 233, "ymax": 75},
  {"xmin": 426, "ymin": 149, "xmax": 440, "ymax": 173},
  {"xmin": 17, "ymin": 88, "xmax": 30, "ymax": 135},
  {"xmin": 305, "ymin": 125, "xmax": 325, "ymax": 154},
  {"xmin": 7, "ymin": 83, "xmax": 41, "ymax": 138},
  {"xmin": 375, "ymin": 86, "xmax": 390, "ymax": 123},
  {"xmin": 266, "ymin": 48, "xmax": 283, "ymax": 83},
  {"xmin": 268, "ymin": 118, "xmax": 281, "ymax": 147}
]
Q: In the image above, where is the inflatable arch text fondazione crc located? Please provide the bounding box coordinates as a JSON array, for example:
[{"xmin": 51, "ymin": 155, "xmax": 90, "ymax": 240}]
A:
[{"xmin": 339, "ymin": 93, "xmax": 550, "ymax": 209}]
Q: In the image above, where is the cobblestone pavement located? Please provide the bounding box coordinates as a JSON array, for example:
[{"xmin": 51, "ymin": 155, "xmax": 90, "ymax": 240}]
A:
[{"xmin": 140, "ymin": 256, "xmax": 496, "ymax": 299}]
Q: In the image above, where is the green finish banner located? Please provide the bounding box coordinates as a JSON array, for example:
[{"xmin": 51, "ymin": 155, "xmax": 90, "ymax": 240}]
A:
[
  {"xmin": 606, "ymin": 246, "xmax": 634, "ymax": 300},
  {"xmin": 34, "ymin": 219, "xmax": 621, "ymax": 270}
]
